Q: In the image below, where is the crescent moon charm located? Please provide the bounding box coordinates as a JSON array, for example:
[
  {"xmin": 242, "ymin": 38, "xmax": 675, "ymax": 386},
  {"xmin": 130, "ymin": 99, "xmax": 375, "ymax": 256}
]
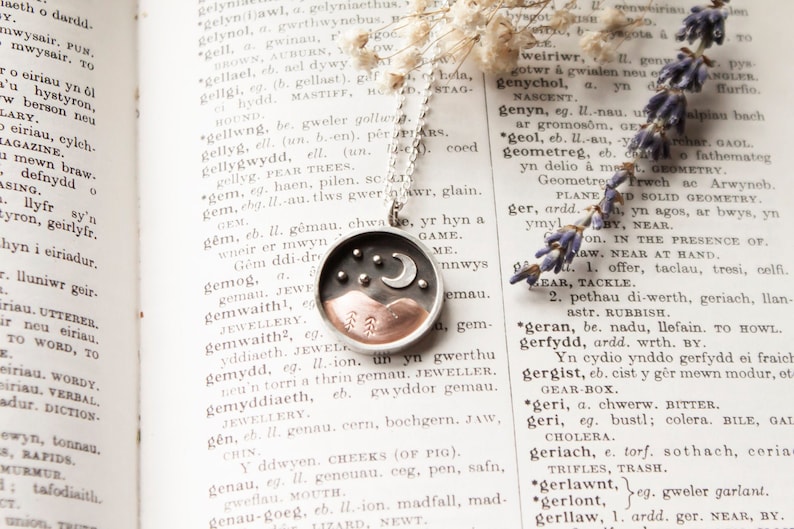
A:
[
  {"xmin": 382, "ymin": 253, "xmax": 417, "ymax": 289},
  {"xmin": 315, "ymin": 227, "xmax": 444, "ymax": 355}
]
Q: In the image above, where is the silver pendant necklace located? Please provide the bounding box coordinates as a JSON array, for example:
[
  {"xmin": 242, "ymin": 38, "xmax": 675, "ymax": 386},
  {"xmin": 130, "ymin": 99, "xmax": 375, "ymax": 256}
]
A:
[{"xmin": 315, "ymin": 68, "xmax": 444, "ymax": 355}]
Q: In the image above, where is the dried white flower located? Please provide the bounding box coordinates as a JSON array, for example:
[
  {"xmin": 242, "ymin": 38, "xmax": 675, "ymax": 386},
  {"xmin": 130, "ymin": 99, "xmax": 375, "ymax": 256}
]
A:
[
  {"xmin": 337, "ymin": 0, "xmax": 586, "ymax": 82},
  {"xmin": 338, "ymin": 27, "xmax": 369, "ymax": 54},
  {"xmin": 579, "ymin": 30, "xmax": 601, "ymax": 49},
  {"xmin": 410, "ymin": 0, "xmax": 430, "ymax": 12},
  {"xmin": 448, "ymin": 0, "xmax": 488, "ymax": 37},
  {"xmin": 511, "ymin": 27, "xmax": 538, "ymax": 50},
  {"xmin": 403, "ymin": 18, "xmax": 431, "ymax": 46},
  {"xmin": 598, "ymin": 7, "xmax": 629, "ymax": 32},
  {"xmin": 393, "ymin": 46, "xmax": 423, "ymax": 72},
  {"xmin": 440, "ymin": 27, "xmax": 471, "ymax": 63},
  {"xmin": 474, "ymin": 14, "xmax": 523, "ymax": 73},
  {"xmin": 350, "ymin": 48, "xmax": 380, "ymax": 71},
  {"xmin": 579, "ymin": 30, "xmax": 616, "ymax": 63},
  {"xmin": 597, "ymin": 44, "xmax": 616, "ymax": 63},
  {"xmin": 548, "ymin": 9, "xmax": 576, "ymax": 32},
  {"xmin": 378, "ymin": 71, "xmax": 407, "ymax": 93}
]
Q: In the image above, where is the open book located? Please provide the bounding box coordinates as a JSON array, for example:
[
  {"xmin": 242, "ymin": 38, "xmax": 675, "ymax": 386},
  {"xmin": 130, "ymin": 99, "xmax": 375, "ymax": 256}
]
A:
[{"xmin": 2, "ymin": 0, "xmax": 792, "ymax": 527}]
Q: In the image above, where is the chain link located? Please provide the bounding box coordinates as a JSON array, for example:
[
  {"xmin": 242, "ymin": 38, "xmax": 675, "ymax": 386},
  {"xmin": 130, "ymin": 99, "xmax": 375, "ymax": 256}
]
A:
[{"xmin": 383, "ymin": 41, "xmax": 439, "ymax": 226}]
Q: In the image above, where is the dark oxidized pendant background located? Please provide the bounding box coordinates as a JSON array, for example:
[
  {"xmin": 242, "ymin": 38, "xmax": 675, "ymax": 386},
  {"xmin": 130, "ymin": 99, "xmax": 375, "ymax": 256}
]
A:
[{"xmin": 315, "ymin": 227, "xmax": 444, "ymax": 355}]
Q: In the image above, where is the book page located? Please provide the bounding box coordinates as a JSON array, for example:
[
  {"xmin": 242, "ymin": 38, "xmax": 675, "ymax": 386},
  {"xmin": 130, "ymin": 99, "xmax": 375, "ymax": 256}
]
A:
[
  {"xmin": 0, "ymin": 1, "xmax": 139, "ymax": 528},
  {"xmin": 139, "ymin": 1, "xmax": 793, "ymax": 527}
]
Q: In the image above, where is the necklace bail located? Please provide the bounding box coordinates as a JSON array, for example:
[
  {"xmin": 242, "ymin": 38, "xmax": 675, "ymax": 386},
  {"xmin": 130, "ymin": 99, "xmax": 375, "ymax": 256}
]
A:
[{"xmin": 387, "ymin": 199, "xmax": 402, "ymax": 227}]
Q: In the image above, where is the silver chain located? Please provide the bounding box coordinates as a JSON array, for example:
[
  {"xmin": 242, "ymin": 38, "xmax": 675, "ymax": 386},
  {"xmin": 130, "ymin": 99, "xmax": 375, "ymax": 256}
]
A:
[{"xmin": 383, "ymin": 47, "xmax": 439, "ymax": 226}]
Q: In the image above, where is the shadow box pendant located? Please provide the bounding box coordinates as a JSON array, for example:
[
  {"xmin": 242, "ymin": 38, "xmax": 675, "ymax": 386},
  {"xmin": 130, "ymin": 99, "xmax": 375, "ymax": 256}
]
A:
[{"xmin": 315, "ymin": 227, "xmax": 444, "ymax": 355}]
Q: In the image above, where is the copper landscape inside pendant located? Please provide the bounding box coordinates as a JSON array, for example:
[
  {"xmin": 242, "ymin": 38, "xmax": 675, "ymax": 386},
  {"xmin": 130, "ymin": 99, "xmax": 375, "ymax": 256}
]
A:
[{"xmin": 315, "ymin": 227, "xmax": 443, "ymax": 355}]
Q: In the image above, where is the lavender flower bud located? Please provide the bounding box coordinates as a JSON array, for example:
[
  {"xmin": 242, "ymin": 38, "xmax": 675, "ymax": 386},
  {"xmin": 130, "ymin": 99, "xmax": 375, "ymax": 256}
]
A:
[
  {"xmin": 558, "ymin": 229, "xmax": 577, "ymax": 249},
  {"xmin": 676, "ymin": 2, "xmax": 730, "ymax": 48},
  {"xmin": 541, "ymin": 247, "xmax": 564, "ymax": 274},
  {"xmin": 591, "ymin": 209, "xmax": 604, "ymax": 230},
  {"xmin": 628, "ymin": 125, "xmax": 671, "ymax": 161},
  {"xmin": 542, "ymin": 232, "xmax": 561, "ymax": 247},
  {"xmin": 602, "ymin": 188, "xmax": 619, "ymax": 215},
  {"xmin": 566, "ymin": 231, "xmax": 583, "ymax": 263},
  {"xmin": 509, "ymin": 263, "xmax": 541, "ymax": 286},
  {"xmin": 536, "ymin": 225, "xmax": 585, "ymax": 271},
  {"xmin": 607, "ymin": 165, "xmax": 633, "ymax": 189},
  {"xmin": 658, "ymin": 52, "xmax": 709, "ymax": 92},
  {"xmin": 645, "ymin": 89, "xmax": 688, "ymax": 134}
]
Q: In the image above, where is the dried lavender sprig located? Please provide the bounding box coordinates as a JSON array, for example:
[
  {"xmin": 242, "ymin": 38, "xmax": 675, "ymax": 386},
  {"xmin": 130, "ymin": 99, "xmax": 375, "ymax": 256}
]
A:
[{"xmin": 511, "ymin": 0, "xmax": 730, "ymax": 287}]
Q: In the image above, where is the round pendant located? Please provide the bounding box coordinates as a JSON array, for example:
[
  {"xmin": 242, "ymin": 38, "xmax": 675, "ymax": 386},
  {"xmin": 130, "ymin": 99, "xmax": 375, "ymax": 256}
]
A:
[{"xmin": 315, "ymin": 227, "xmax": 444, "ymax": 355}]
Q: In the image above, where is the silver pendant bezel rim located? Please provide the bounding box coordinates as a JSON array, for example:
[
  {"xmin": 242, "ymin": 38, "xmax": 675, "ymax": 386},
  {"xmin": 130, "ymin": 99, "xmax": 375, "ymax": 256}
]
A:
[{"xmin": 314, "ymin": 226, "xmax": 444, "ymax": 355}]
